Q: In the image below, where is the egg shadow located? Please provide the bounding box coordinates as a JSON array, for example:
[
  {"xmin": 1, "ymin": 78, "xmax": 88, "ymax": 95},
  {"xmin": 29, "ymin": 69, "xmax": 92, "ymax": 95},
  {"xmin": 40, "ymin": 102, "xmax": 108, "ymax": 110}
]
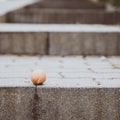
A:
[
  {"xmin": 31, "ymin": 86, "xmax": 59, "ymax": 120},
  {"xmin": 32, "ymin": 86, "xmax": 40, "ymax": 120}
]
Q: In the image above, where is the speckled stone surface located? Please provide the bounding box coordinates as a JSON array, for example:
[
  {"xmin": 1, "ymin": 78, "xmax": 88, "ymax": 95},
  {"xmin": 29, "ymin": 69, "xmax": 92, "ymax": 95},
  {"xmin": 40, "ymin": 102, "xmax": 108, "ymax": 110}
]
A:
[
  {"xmin": 0, "ymin": 55, "xmax": 120, "ymax": 120},
  {"xmin": 0, "ymin": 87, "xmax": 120, "ymax": 120}
]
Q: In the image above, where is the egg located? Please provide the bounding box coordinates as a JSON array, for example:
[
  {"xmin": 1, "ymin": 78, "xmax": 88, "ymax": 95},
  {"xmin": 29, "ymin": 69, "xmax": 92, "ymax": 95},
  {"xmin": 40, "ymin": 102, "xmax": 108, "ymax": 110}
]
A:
[{"xmin": 31, "ymin": 70, "xmax": 46, "ymax": 85}]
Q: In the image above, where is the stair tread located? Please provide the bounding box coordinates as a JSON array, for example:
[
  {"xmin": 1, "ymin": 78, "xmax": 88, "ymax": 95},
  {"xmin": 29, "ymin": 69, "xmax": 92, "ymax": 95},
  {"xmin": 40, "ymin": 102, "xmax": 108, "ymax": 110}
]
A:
[
  {"xmin": 0, "ymin": 24, "xmax": 120, "ymax": 32},
  {"xmin": 0, "ymin": 55, "xmax": 120, "ymax": 88}
]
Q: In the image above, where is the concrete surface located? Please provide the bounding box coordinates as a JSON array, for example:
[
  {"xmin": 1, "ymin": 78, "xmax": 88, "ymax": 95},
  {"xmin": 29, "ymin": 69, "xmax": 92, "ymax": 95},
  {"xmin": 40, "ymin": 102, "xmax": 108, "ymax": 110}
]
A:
[
  {"xmin": 29, "ymin": 0, "xmax": 105, "ymax": 9},
  {"xmin": 0, "ymin": 24, "xmax": 119, "ymax": 55},
  {"xmin": 7, "ymin": 9, "xmax": 120, "ymax": 24},
  {"xmin": 0, "ymin": 32, "xmax": 47, "ymax": 54},
  {"xmin": 0, "ymin": 0, "xmax": 107, "ymax": 24},
  {"xmin": 0, "ymin": 24, "xmax": 120, "ymax": 32},
  {"xmin": 0, "ymin": 55, "xmax": 120, "ymax": 120},
  {"xmin": 49, "ymin": 32, "xmax": 119, "ymax": 55},
  {"xmin": 0, "ymin": 55, "xmax": 120, "ymax": 87}
]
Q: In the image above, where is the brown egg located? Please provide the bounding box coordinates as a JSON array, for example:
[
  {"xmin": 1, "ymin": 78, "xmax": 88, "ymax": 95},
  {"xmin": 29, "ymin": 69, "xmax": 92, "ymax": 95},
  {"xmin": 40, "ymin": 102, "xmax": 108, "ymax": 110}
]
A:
[{"xmin": 31, "ymin": 70, "xmax": 46, "ymax": 85}]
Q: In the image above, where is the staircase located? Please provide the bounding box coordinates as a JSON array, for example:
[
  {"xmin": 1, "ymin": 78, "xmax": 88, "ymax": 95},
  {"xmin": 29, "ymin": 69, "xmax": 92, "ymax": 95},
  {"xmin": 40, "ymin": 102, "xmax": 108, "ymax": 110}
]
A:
[
  {"xmin": 5, "ymin": 0, "xmax": 120, "ymax": 24},
  {"xmin": 0, "ymin": 55, "xmax": 120, "ymax": 120},
  {"xmin": 0, "ymin": 0, "xmax": 120, "ymax": 120}
]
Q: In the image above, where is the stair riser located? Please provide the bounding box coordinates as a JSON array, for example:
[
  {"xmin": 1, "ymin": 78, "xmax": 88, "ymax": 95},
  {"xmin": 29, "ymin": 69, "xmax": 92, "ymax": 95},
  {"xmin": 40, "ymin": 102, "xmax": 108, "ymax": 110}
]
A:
[
  {"xmin": 49, "ymin": 32, "xmax": 120, "ymax": 56},
  {"xmin": 0, "ymin": 32, "xmax": 120, "ymax": 55},
  {"xmin": 7, "ymin": 10, "xmax": 120, "ymax": 24},
  {"xmin": 29, "ymin": 0, "xmax": 105, "ymax": 9},
  {"xmin": 0, "ymin": 88, "xmax": 119, "ymax": 120},
  {"xmin": 0, "ymin": 33, "xmax": 47, "ymax": 55}
]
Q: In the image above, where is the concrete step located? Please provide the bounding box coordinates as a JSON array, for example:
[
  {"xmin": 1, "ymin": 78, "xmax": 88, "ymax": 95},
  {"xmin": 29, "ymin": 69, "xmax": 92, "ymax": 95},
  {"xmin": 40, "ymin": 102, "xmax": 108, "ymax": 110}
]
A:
[
  {"xmin": 6, "ymin": 8, "xmax": 120, "ymax": 24},
  {"xmin": 0, "ymin": 0, "xmax": 106, "ymax": 24},
  {"xmin": 29, "ymin": 0, "xmax": 105, "ymax": 9},
  {"xmin": 0, "ymin": 24, "xmax": 120, "ymax": 56},
  {"xmin": 0, "ymin": 55, "xmax": 120, "ymax": 120}
]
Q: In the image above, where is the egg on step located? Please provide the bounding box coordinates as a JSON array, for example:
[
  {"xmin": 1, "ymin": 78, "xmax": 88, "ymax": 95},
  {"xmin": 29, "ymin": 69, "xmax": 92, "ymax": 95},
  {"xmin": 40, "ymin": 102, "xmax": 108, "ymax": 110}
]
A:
[{"xmin": 31, "ymin": 70, "xmax": 46, "ymax": 85}]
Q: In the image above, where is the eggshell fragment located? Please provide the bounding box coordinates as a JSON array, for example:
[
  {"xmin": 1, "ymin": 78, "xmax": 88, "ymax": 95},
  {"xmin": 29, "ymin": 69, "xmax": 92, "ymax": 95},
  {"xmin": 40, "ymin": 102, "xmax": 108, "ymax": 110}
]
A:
[{"xmin": 31, "ymin": 70, "xmax": 46, "ymax": 85}]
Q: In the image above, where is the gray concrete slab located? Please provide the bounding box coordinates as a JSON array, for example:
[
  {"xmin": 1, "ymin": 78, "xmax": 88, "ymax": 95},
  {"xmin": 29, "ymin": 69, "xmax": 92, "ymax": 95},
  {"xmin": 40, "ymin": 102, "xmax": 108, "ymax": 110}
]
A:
[
  {"xmin": 0, "ymin": 87, "xmax": 120, "ymax": 120},
  {"xmin": 0, "ymin": 55, "xmax": 120, "ymax": 88},
  {"xmin": 0, "ymin": 55, "xmax": 120, "ymax": 120},
  {"xmin": 49, "ymin": 32, "xmax": 120, "ymax": 55},
  {"xmin": 0, "ymin": 30, "xmax": 47, "ymax": 54},
  {"xmin": 0, "ymin": 24, "xmax": 120, "ymax": 32},
  {"xmin": 7, "ymin": 9, "xmax": 120, "ymax": 24},
  {"xmin": 30, "ymin": 0, "xmax": 105, "ymax": 9},
  {"xmin": 0, "ymin": 24, "xmax": 120, "ymax": 55},
  {"xmin": 0, "ymin": 33, "xmax": 12, "ymax": 53},
  {"xmin": 12, "ymin": 33, "xmax": 25, "ymax": 54}
]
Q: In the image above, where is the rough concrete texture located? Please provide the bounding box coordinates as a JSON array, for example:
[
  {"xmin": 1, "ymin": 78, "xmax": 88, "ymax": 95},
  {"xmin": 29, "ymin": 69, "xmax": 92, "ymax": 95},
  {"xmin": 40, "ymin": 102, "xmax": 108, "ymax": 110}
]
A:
[
  {"xmin": 7, "ymin": 9, "xmax": 120, "ymax": 24},
  {"xmin": 0, "ymin": 32, "xmax": 47, "ymax": 54},
  {"xmin": 0, "ymin": 88, "xmax": 120, "ymax": 120},
  {"xmin": 0, "ymin": 55, "xmax": 120, "ymax": 120}
]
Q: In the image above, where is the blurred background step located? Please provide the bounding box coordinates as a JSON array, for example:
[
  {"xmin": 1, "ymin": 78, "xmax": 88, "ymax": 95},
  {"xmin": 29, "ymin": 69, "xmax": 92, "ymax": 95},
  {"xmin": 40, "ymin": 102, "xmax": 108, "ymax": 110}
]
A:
[
  {"xmin": 30, "ymin": 0, "xmax": 106, "ymax": 9},
  {"xmin": 2, "ymin": 0, "xmax": 120, "ymax": 24},
  {"xmin": 0, "ymin": 55, "xmax": 120, "ymax": 120},
  {"xmin": 0, "ymin": 24, "xmax": 120, "ymax": 56},
  {"xmin": 6, "ymin": 9, "xmax": 120, "ymax": 24}
]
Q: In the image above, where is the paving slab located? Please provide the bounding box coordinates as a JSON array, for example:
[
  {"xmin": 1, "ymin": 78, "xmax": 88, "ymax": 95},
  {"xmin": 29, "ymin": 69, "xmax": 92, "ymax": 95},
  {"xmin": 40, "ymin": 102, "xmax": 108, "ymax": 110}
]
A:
[
  {"xmin": 0, "ymin": 24, "xmax": 120, "ymax": 32},
  {"xmin": 0, "ymin": 55, "xmax": 120, "ymax": 88},
  {"xmin": 0, "ymin": 55, "xmax": 115, "ymax": 88},
  {"xmin": 0, "ymin": 55, "xmax": 120, "ymax": 120}
]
